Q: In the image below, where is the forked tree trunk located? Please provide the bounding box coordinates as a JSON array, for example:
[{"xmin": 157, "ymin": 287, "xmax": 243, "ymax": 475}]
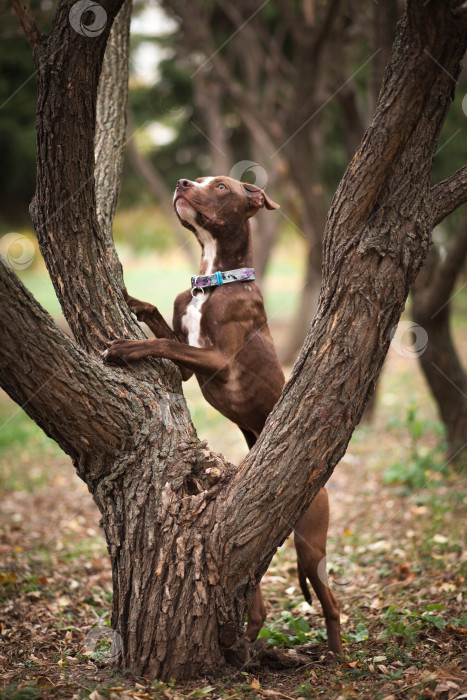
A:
[{"xmin": 2, "ymin": 0, "xmax": 467, "ymax": 681}]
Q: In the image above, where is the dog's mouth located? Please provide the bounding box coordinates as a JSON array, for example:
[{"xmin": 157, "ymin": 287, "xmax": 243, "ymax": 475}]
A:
[
  {"xmin": 174, "ymin": 195, "xmax": 197, "ymax": 220},
  {"xmin": 174, "ymin": 196, "xmax": 212, "ymax": 231}
]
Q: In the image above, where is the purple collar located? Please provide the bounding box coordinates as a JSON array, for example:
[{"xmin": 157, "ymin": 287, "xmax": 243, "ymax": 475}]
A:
[{"xmin": 191, "ymin": 267, "xmax": 255, "ymax": 296}]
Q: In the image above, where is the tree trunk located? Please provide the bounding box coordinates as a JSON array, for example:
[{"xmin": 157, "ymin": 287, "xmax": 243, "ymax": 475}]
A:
[
  {"xmin": 412, "ymin": 211, "xmax": 467, "ymax": 464},
  {"xmin": 193, "ymin": 73, "xmax": 233, "ymax": 175},
  {"xmin": 3, "ymin": 0, "xmax": 467, "ymax": 681},
  {"xmin": 94, "ymin": 0, "xmax": 133, "ymax": 283},
  {"xmin": 368, "ymin": 0, "xmax": 400, "ymax": 118},
  {"xmin": 280, "ymin": 130, "xmax": 328, "ymax": 363},
  {"xmin": 413, "ymin": 302, "xmax": 467, "ymax": 464}
]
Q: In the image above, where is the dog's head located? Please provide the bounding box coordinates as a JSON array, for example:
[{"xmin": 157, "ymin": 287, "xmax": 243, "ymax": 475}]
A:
[{"xmin": 173, "ymin": 176, "xmax": 279, "ymax": 235}]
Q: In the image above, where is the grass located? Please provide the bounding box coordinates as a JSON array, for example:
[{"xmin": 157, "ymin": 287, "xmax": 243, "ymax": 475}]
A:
[{"xmin": 10, "ymin": 226, "xmax": 307, "ymax": 323}]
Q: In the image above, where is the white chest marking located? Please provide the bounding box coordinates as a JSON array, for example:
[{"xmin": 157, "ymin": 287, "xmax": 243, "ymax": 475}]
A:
[
  {"xmin": 181, "ymin": 295, "xmax": 208, "ymax": 348},
  {"xmin": 195, "ymin": 224, "xmax": 217, "ymax": 275}
]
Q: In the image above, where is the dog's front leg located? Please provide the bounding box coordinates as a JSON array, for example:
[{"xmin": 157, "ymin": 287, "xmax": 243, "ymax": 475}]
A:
[
  {"xmin": 124, "ymin": 291, "xmax": 179, "ymax": 342},
  {"xmin": 103, "ymin": 338, "xmax": 229, "ymax": 381}
]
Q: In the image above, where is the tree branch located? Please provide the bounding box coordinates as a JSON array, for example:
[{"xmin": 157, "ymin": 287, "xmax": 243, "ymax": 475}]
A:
[
  {"xmin": 323, "ymin": 2, "xmax": 466, "ymax": 245},
  {"xmin": 95, "ymin": 0, "xmax": 133, "ymax": 285},
  {"xmin": 431, "ymin": 165, "xmax": 467, "ymax": 226},
  {"xmin": 308, "ymin": 0, "xmax": 341, "ymax": 67},
  {"xmin": 0, "ymin": 258, "xmax": 131, "ymax": 465},
  {"xmin": 11, "ymin": 0, "xmax": 43, "ymax": 48},
  {"xmin": 426, "ymin": 210, "xmax": 467, "ymax": 313},
  {"xmin": 29, "ymin": 0, "xmax": 137, "ymax": 354}
]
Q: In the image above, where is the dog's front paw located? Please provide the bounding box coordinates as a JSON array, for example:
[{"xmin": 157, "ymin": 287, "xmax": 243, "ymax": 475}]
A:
[
  {"xmin": 102, "ymin": 338, "xmax": 151, "ymax": 363},
  {"xmin": 126, "ymin": 296, "xmax": 152, "ymax": 321}
]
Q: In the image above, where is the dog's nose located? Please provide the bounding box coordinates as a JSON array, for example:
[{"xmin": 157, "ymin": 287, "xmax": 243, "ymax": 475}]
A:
[{"xmin": 177, "ymin": 179, "xmax": 194, "ymax": 190}]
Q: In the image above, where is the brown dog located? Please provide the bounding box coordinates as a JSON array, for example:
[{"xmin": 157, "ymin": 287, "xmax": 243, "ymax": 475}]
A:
[{"xmin": 104, "ymin": 176, "xmax": 342, "ymax": 656}]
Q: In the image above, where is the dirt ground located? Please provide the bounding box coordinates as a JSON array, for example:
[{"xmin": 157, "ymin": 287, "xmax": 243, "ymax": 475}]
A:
[{"xmin": 0, "ymin": 337, "xmax": 466, "ymax": 699}]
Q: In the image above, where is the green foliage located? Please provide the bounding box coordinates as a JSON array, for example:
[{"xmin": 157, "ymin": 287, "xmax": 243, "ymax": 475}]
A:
[
  {"xmin": 152, "ymin": 678, "xmax": 177, "ymax": 693},
  {"xmin": 258, "ymin": 611, "xmax": 323, "ymax": 647},
  {"xmin": 1, "ymin": 684, "xmax": 42, "ymax": 700},
  {"xmin": 259, "ymin": 613, "xmax": 368, "ymax": 649},
  {"xmin": 187, "ymin": 687, "xmax": 216, "ymax": 698},
  {"xmin": 257, "ymin": 610, "xmax": 340, "ymax": 649},
  {"xmin": 378, "ymin": 604, "xmax": 452, "ymax": 647},
  {"xmin": 383, "ymin": 400, "xmax": 447, "ymax": 488},
  {"xmin": 343, "ymin": 622, "xmax": 369, "ymax": 643},
  {"xmin": 0, "ymin": 0, "xmax": 54, "ymax": 226}
]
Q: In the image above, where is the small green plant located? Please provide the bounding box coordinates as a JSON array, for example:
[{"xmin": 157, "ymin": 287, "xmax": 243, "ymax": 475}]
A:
[
  {"xmin": 379, "ymin": 604, "xmax": 449, "ymax": 647},
  {"xmin": 294, "ymin": 683, "xmax": 314, "ymax": 699},
  {"xmin": 343, "ymin": 622, "xmax": 369, "ymax": 643},
  {"xmin": 383, "ymin": 401, "xmax": 447, "ymax": 488},
  {"xmin": 152, "ymin": 678, "xmax": 177, "ymax": 694},
  {"xmin": 187, "ymin": 687, "xmax": 216, "ymax": 698},
  {"xmin": 452, "ymin": 613, "xmax": 467, "ymax": 628},
  {"xmin": 379, "ymin": 606, "xmax": 423, "ymax": 645},
  {"xmin": 2, "ymin": 684, "xmax": 42, "ymax": 700},
  {"xmin": 258, "ymin": 611, "xmax": 331, "ymax": 647}
]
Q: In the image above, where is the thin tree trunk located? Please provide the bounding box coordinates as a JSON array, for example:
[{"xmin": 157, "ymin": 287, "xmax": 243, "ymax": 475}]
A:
[
  {"xmin": 249, "ymin": 139, "xmax": 282, "ymax": 285},
  {"xmin": 94, "ymin": 0, "xmax": 133, "ymax": 283},
  {"xmin": 193, "ymin": 74, "xmax": 233, "ymax": 174},
  {"xmin": 412, "ymin": 212, "xmax": 467, "ymax": 464},
  {"xmin": 281, "ymin": 130, "xmax": 328, "ymax": 363},
  {"xmin": 368, "ymin": 0, "xmax": 399, "ymax": 119}
]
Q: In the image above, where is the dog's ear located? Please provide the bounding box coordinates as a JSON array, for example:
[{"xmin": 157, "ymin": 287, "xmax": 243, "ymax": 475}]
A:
[{"xmin": 242, "ymin": 183, "xmax": 280, "ymax": 213}]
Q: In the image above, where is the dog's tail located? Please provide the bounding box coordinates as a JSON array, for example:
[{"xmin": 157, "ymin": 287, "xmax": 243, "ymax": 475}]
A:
[{"xmin": 297, "ymin": 562, "xmax": 312, "ymax": 604}]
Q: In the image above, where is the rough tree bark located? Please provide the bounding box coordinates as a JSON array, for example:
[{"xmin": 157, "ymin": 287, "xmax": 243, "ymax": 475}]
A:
[
  {"xmin": 94, "ymin": 0, "xmax": 133, "ymax": 282},
  {"xmin": 2, "ymin": 0, "xmax": 467, "ymax": 682}
]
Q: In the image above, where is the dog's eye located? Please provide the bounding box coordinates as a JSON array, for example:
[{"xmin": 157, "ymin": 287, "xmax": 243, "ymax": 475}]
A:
[{"xmin": 218, "ymin": 183, "xmax": 226, "ymax": 190}]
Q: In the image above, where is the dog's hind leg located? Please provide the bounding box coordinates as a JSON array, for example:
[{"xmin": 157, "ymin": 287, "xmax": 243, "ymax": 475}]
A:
[
  {"xmin": 239, "ymin": 428, "xmax": 268, "ymax": 641},
  {"xmin": 294, "ymin": 489, "xmax": 343, "ymax": 657},
  {"xmin": 240, "ymin": 428, "xmax": 257, "ymax": 450},
  {"xmin": 245, "ymin": 587, "xmax": 266, "ymax": 642}
]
